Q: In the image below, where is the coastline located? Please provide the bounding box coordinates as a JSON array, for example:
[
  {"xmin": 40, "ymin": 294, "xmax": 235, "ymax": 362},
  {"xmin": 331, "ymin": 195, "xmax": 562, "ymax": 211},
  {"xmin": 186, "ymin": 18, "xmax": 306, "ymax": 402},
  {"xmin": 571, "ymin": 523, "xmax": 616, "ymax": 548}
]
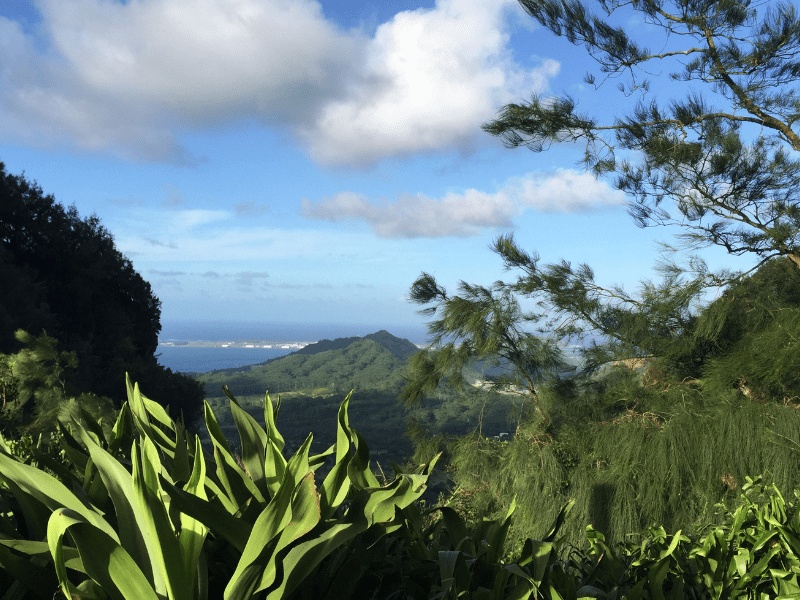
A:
[{"xmin": 159, "ymin": 340, "xmax": 313, "ymax": 350}]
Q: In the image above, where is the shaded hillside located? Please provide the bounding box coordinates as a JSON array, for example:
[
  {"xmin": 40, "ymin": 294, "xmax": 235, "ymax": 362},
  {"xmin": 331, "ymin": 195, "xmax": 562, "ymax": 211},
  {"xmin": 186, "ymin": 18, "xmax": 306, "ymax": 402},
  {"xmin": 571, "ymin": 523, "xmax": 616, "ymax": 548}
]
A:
[{"xmin": 197, "ymin": 332, "xmax": 416, "ymax": 397}]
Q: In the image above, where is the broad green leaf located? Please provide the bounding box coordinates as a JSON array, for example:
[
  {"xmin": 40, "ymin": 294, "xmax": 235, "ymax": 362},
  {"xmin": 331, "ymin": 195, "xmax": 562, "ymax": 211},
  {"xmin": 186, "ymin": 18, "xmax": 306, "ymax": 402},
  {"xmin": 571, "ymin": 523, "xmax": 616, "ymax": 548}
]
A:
[
  {"xmin": 648, "ymin": 557, "xmax": 670, "ymax": 600},
  {"xmin": 224, "ymin": 388, "xmax": 269, "ymax": 499},
  {"xmin": 171, "ymin": 419, "xmax": 191, "ymax": 483},
  {"xmin": 225, "ymin": 436, "xmax": 315, "ymax": 600},
  {"xmin": 346, "ymin": 428, "xmax": 380, "ymax": 490},
  {"xmin": 439, "ymin": 506, "xmax": 469, "ymax": 550},
  {"xmin": 126, "ymin": 375, "xmax": 177, "ymax": 458},
  {"xmin": 76, "ymin": 425, "xmax": 157, "ymax": 589},
  {"xmin": 204, "ymin": 401, "xmax": 264, "ymax": 507},
  {"xmin": 47, "ymin": 508, "xmax": 159, "ymax": 600},
  {"xmin": 107, "ymin": 402, "xmax": 134, "ymax": 457},
  {"xmin": 0, "ymin": 540, "xmax": 62, "ymax": 599},
  {"xmin": 262, "ymin": 392, "xmax": 284, "ymax": 453},
  {"xmin": 179, "ymin": 435, "xmax": 210, "ymax": 598},
  {"xmin": 318, "ymin": 399, "xmax": 356, "ymax": 518},
  {"xmin": 0, "ymin": 450, "xmax": 117, "ymax": 541},
  {"xmin": 79, "ymin": 406, "xmax": 108, "ymax": 449},
  {"xmin": 263, "ymin": 521, "xmax": 363, "ymax": 600},
  {"xmin": 132, "ymin": 437, "xmax": 190, "ymax": 600},
  {"xmin": 255, "ymin": 472, "xmax": 321, "ymax": 594},
  {"xmin": 160, "ymin": 476, "xmax": 252, "ymax": 553},
  {"xmin": 0, "ymin": 474, "xmax": 53, "ymax": 542}
]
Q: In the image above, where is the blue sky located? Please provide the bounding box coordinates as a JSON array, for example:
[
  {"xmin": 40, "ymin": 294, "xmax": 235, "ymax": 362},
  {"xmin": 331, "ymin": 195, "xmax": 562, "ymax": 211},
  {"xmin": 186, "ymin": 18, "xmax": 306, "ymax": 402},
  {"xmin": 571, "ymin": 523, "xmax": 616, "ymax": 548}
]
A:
[{"xmin": 0, "ymin": 0, "xmax": 745, "ymax": 341}]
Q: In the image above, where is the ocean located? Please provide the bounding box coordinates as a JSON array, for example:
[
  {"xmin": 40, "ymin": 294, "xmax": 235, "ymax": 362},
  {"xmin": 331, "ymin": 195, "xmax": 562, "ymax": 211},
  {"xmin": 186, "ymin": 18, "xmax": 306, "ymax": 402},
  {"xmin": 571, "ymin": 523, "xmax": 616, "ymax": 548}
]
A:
[{"xmin": 156, "ymin": 346, "xmax": 295, "ymax": 373}]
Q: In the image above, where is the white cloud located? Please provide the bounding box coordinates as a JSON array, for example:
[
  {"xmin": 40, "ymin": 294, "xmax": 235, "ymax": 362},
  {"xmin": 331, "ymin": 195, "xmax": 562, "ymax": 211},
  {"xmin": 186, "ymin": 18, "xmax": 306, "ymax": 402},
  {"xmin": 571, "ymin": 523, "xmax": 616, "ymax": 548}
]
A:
[
  {"xmin": 0, "ymin": 0, "xmax": 559, "ymax": 166},
  {"xmin": 303, "ymin": 169, "xmax": 626, "ymax": 237},
  {"xmin": 0, "ymin": 0, "xmax": 358, "ymax": 163},
  {"xmin": 301, "ymin": 0, "xmax": 559, "ymax": 165},
  {"xmin": 302, "ymin": 189, "xmax": 516, "ymax": 237},
  {"xmin": 511, "ymin": 169, "xmax": 627, "ymax": 211}
]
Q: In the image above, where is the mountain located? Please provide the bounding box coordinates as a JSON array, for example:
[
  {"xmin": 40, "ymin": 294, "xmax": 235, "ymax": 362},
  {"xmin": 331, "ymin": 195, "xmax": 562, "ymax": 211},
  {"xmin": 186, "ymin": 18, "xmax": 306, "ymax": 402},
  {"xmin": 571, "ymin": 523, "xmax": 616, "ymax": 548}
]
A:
[
  {"xmin": 196, "ymin": 330, "xmax": 419, "ymax": 397},
  {"xmin": 290, "ymin": 330, "xmax": 419, "ymax": 361}
]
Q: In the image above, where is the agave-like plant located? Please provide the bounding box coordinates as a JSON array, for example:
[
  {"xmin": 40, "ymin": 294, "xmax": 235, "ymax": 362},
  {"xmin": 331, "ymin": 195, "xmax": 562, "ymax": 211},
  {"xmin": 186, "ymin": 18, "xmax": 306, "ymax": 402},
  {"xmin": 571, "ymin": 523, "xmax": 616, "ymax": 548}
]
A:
[{"xmin": 0, "ymin": 375, "xmax": 436, "ymax": 600}]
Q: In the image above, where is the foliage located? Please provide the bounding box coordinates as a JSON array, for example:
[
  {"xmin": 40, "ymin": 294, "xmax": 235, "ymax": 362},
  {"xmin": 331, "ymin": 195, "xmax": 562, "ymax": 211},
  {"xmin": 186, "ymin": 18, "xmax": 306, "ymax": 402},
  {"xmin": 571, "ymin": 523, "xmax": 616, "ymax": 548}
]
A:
[
  {"xmin": 403, "ymin": 1, "xmax": 800, "ymax": 560},
  {"xmin": 401, "ymin": 273, "xmax": 572, "ymax": 425},
  {"xmin": 670, "ymin": 256, "xmax": 800, "ymax": 400},
  {"xmin": 202, "ymin": 384, "xmax": 521, "ymax": 470},
  {"xmin": 198, "ymin": 337, "xmax": 417, "ymax": 397},
  {"xmin": 484, "ymin": 0, "xmax": 800, "ymax": 271},
  {"xmin": 443, "ymin": 372, "xmax": 800, "ymax": 549},
  {"xmin": 0, "ymin": 162, "xmax": 203, "ymax": 424},
  {"xmin": 2, "ymin": 375, "xmax": 800, "ymax": 598},
  {"xmin": 0, "ymin": 375, "xmax": 438, "ymax": 599},
  {"xmin": 0, "ymin": 330, "xmax": 117, "ymax": 438}
]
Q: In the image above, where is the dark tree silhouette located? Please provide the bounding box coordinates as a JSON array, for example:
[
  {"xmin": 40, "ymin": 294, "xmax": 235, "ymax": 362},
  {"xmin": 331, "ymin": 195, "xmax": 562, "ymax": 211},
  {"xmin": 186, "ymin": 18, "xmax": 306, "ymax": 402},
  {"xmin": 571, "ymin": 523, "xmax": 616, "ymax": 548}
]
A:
[{"xmin": 0, "ymin": 162, "xmax": 203, "ymax": 425}]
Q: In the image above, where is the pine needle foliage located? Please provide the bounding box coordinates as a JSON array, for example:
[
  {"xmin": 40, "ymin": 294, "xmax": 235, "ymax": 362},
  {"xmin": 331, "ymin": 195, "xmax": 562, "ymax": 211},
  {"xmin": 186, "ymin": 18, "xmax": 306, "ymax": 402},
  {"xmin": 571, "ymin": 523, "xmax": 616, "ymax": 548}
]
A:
[
  {"xmin": 445, "ymin": 380, "xmax": 800, "ymax": 547},
  {"xmin": 664, "ymin": 256, "xmax": 800, "ymax": 399},
  {"xmin": 483, "ymin": 0, "xmax": 800, "ymax": 270},
  {"xmin": 402, "ymin": 273, "xmax": 571, "ymax": 423}
]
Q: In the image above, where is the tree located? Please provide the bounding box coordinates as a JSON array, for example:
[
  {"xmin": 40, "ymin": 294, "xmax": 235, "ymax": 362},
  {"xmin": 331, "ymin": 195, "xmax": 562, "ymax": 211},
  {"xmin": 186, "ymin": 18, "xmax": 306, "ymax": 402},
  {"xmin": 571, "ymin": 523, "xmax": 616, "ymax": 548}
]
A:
[
  {"xmin": 405, "ymin": 0, "xmax": 800, "ymax": 409},
  {"xmin": 484, "ymin": 0, "xmax": 800, "ymax": 272},
  {"xmin": 0, "ymin": 162, "xmax": 204, "ymax": 425},
  {"xmin": 401, "ymin": 272, "xmax": 572, "ymax": 424},
  {"xmin": 403, "ymin": 1, "xmax": 800, "ymax": 542},
  {"xmin": 669, "ymin": 255, "xmax": 800, "ymax": 400},
  {"xmin": 0, "ymin": 329, "xmax": 118, "ymax": 437}
]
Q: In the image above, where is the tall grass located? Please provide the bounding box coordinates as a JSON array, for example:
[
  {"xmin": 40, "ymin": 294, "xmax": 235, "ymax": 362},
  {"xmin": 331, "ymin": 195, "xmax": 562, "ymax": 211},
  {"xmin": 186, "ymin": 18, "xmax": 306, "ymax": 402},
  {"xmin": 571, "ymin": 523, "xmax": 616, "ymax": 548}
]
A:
[{"xmin": 444, "ymin": 381, "xmax": 800, "ymax": 547}]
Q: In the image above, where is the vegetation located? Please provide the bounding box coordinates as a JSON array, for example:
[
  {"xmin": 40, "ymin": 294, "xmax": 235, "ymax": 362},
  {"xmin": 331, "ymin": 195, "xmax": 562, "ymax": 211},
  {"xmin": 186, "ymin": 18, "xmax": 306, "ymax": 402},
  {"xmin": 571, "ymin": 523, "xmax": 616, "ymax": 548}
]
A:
[
  {"xmin": 197, "ymin": 331, "xmax": 526, "ymax": 470},
  {"xmin": 0, "ymin": 163, "xmax": 204, "ymax": 429},
  {"xmin": 5, "ymin": 1, "xmax": 800, "ymax": 595},
  {"xmin": 197, "ymin": 337, "xmax": 414, "ymax": 397},
  {"xmin": 399, "ymin": 0, "xmax": 800, "ymax": 554},
  {"xmin": 484, "ymin": 0, "xmax": 800, "ymax": 272},
  {"xmin": 0, "ymin": 330, "xmax": 118, "ymax": 438},
  {"xmin": 2, "ymin": 376, "xmax": 800, "ymax": 599}
]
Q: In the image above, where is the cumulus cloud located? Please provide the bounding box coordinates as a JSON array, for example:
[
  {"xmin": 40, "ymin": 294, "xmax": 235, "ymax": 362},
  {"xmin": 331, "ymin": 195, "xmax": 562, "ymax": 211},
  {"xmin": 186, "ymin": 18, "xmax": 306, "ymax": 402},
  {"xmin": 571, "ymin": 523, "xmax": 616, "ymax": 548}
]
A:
[
  {"xmin": 0, "ymin": 0, "xmax": 559, "ymax": 166},
  {"xmin": 303, "ymin": 169, "xmax": 626, "ymax": 237},
  {"xmin": 0, "ymin": 0, "xmax": 359, "ymax": 163},
  {"xmin": 511, "ymin": 169, "xmax": 627, "ymax": 212},
  {"xmin": 301, "ymin": 0, "xmax": 559, "ymax": 165},
  {"xmin": 302, "ymin": 189, "xmax": 516, "ymax": 237}
]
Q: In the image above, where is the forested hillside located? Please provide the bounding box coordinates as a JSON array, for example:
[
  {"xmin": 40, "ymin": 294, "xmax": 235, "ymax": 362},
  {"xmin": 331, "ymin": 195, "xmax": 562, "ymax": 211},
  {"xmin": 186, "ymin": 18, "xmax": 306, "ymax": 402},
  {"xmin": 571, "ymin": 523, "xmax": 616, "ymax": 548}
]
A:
[
  {"xmin": 197, "ymin": 332, "xmax": 417, "ymax": 397},
  {"xmin": 196, "ymin": 330, "xmax": 525, "ymax": 465}
]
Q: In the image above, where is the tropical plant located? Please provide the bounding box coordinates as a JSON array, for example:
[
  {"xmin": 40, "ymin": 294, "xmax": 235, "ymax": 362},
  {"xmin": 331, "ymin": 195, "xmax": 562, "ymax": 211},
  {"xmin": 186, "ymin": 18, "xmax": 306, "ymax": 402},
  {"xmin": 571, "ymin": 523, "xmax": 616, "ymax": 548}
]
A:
[{"xmin": 0, "ymin": 375, "xmax": 437, "ymax": 599}]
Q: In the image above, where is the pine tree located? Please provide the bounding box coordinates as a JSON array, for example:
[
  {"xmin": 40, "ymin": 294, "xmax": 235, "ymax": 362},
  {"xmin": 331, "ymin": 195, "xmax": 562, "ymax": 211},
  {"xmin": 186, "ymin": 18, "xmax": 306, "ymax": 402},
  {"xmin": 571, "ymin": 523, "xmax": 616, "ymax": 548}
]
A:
[{"xmin": 484, "ymin": 0, "xmax": 800, "ymax": 271}]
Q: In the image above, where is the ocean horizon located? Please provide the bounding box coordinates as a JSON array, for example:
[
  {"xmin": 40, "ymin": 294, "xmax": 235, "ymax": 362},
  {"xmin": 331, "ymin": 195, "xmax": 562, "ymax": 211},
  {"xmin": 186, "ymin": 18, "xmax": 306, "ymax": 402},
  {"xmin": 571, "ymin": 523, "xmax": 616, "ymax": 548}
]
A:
[{"xmin": 160, "ymin": 320, "xmax": 428, "ymax": 344}]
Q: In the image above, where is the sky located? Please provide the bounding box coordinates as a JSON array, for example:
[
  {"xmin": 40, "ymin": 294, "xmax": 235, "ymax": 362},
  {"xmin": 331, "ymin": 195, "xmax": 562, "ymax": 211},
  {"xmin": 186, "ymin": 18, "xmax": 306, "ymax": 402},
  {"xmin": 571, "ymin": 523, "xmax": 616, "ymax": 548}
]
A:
[{"xmin": 0, "ymin": 0, "xmax": 747, "ymax": 342}]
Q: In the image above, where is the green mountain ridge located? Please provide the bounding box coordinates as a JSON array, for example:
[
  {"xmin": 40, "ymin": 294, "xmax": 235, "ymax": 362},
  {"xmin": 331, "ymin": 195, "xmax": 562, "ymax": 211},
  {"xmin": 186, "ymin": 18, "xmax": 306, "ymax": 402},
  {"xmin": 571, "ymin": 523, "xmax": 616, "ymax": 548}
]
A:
[{"xmin": 196, "ymin": 330, "xmax": 418, "ymax": 397}]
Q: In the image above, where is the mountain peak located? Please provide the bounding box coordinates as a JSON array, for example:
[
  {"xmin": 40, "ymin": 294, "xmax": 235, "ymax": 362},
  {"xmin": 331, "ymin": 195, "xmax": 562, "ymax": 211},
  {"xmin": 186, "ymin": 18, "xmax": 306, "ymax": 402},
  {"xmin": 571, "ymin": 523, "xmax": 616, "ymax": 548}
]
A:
[{"xmin": 294, "ymin": 330, "xmax": 418, "ymax": 361}]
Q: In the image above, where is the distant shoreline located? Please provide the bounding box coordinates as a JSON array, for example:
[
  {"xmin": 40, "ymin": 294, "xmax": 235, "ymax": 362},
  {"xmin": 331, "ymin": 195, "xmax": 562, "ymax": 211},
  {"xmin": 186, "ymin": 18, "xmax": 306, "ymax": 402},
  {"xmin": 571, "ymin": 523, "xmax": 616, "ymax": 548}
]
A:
[{"xmin": 159, "ymin": 340, "xmax": 313, "ymax": 350}]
